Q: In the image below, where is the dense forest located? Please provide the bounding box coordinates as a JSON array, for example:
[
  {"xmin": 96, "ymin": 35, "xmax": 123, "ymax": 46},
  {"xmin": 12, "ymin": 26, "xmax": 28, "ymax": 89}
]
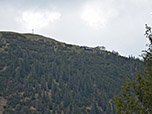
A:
[
  {"xmin": 0, "ymin": 32, "xmax": 142, "ymax": 114},
  {"xmin": 114, "ymin": 25, "xmax": 152, "ymax": 114}
]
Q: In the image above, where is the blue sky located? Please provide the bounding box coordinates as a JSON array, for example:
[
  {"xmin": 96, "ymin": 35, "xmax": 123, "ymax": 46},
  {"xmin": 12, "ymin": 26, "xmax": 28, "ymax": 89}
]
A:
[{"xmin": 0, "ymin": 0, "xmax": 152, "ymax": 57}]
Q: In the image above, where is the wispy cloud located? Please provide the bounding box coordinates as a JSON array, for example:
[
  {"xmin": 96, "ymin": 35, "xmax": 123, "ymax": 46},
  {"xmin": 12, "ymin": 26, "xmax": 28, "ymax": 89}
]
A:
[
  {"xmin": 17, "ymin": 9, "xmax": 61, "ymax": 29},
  {"xmin": 80, "ymin": 1, "xmax": 118, "ymax": 29}
]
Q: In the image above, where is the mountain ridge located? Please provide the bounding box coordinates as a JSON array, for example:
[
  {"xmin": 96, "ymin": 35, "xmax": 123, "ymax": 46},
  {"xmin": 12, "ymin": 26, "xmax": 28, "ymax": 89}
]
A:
[
  {"xmin": 0, "ymin": 31, "xmax": 129, "ymax": 57},
  {"xmin": 0, "ymin": 31, "xmax": 142, "ymax": 114}
]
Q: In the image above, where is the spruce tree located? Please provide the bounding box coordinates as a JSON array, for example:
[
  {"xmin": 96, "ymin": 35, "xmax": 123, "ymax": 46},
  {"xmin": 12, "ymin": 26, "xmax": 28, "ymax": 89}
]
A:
[{"xmin": 114, "ymin": 25, "xmax": 152, "ymax": 114}]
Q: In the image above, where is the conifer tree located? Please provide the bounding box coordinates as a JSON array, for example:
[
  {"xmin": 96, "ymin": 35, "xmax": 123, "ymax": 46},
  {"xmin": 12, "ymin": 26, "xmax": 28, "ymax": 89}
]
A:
[{"xmin": 114, "ymin": 25, "xmax": 152, "ymax": 114}]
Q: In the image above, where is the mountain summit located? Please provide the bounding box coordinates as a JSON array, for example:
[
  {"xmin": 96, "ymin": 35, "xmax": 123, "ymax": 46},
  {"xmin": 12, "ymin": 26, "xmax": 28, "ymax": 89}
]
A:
[{"xmin": 0, "ymin": 32, "xmax": 142, "ymax": 114}]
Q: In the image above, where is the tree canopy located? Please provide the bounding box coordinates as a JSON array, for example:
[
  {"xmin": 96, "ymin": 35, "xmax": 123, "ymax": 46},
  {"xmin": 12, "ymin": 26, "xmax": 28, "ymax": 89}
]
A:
[
  {"xmin": 0, "ymin": 32, "xmax": 142, "ymax": 114},
  {"xmin": 114, "ymin": 25, "xmax": 152, "ymax": 114}
]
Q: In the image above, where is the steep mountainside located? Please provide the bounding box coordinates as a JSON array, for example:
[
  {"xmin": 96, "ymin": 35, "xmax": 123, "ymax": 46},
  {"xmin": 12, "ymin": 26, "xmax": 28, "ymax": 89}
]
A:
[{"xmin": 0, "ymin": 32, "xmax": 142, "ymax": 114}]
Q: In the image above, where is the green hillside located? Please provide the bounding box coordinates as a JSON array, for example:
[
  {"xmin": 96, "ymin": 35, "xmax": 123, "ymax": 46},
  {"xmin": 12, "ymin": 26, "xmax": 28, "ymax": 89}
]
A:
[{"xmin": 0, "ymin": 32, "xmax": 142, "ymax": 114}]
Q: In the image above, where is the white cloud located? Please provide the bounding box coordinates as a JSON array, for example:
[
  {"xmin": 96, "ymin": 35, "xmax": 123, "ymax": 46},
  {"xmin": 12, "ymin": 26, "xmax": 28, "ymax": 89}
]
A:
[
  {"xmin": 0, "ymin": 0, "xmax": 151, "ymax": 57},
  {"xmin": 17, "ymin": 9, "xmax": 61, "ymax": 29},
  {"xmin": 80, "ymin": 1, "xmax": 118, "ymax": 29}
]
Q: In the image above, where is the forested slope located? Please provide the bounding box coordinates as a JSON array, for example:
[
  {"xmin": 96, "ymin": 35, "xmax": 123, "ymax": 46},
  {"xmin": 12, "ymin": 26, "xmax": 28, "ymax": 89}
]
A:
[{"xmin": 0, "ymin": 32, "xmax": 142, "ymax": 114}]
